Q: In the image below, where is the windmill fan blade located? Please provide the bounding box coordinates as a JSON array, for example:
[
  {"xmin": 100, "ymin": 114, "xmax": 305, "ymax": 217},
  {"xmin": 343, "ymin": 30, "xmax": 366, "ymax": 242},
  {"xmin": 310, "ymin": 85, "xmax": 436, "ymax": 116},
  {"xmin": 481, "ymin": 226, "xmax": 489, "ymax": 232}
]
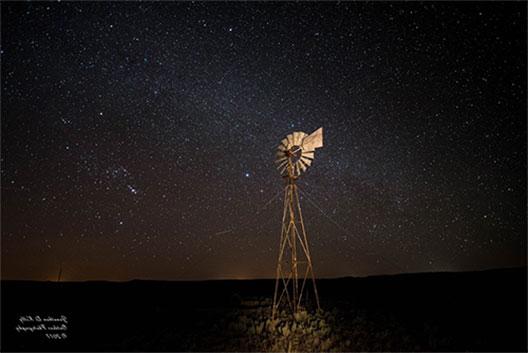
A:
[
  {"xmin": 276, "ymin": 155, "xmax": 288, "ymax": 163},
  {"xmin": 298, "ymin": 161, "xmax": 307, "ymax": 172},
  {"xmin": 293, "ymin": 131, "xmax": 305, "ymax": 146},
  {"xmin": 302, "ymin": 127, "xmax": 323, "ymax": 152},
  {"xmin": 302, "ymin": 151, "xmax": 315, "ymax": 160},
  {"xmin": 278, "ymin": 163, "xmax": 288, "ymax": 175},
  {"xmin": 276, "ymin": 150, "xmax": 287, "ymax": 158},
  {"xmin": 276, "ymin": 162, "xmax": 288, "ymax": 172},
  {"xmin": 281, "ymin": 138, "xmax": 290, "ymax": 148},
  {"xmin": 275, "ymin": 156, "xmax": 287, "ymax": 164},
  {"xmin": 301, "ymin": 157, "xmax": 312, "ymax": 166},
  {"xmin": 278, "ymin": 144, "xmax": 287, "ymax": 151},
  {"xmin": 276, "ymin": 163, "xmax": 286, "ymax": 172},
  {"xmin": 286, "ymin": 133, "xmax": 294, "ymax": 147},
  {"xmin": 300, "ymin": 132, "xmax": 308, "ymax": 146}
]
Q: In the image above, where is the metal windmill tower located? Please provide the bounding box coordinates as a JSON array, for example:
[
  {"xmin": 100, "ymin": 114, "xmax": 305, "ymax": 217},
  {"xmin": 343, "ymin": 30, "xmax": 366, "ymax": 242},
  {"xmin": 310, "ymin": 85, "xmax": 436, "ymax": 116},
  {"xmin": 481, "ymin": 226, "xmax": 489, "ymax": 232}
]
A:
[{"xmin": 272, "ymin": 127, "xmax": 323, "ymax": 319}]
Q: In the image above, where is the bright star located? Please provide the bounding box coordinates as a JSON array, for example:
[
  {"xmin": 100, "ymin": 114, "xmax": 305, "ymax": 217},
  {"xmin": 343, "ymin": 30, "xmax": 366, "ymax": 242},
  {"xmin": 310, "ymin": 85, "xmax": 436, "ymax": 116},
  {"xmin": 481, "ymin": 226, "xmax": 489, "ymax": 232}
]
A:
[{"xmin": 127, "ymin": 185, "xmax": 138, "ymax": 194}]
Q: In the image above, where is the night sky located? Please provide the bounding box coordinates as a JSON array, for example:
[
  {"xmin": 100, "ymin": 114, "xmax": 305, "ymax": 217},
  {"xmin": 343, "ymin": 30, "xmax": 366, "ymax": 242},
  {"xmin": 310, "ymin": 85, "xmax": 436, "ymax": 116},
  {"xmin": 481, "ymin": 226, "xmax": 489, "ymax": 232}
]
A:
[{"xmin": 1, "ymin": 2, "xmax": 526, "ymax": 281}]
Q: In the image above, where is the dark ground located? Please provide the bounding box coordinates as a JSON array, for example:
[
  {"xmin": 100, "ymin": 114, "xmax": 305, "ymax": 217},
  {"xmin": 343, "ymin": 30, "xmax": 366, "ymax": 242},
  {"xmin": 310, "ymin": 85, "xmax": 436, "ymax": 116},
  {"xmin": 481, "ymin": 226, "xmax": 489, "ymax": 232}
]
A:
[{"xmin": 1, "ymin": 267, "xmax": 526, "ymax": 352}]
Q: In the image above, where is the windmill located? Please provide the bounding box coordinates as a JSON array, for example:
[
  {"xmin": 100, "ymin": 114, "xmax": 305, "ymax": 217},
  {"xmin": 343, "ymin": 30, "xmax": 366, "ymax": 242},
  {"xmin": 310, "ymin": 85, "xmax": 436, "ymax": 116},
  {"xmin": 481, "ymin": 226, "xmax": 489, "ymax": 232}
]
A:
[{"xmin": 272, "ymin": 127, "xmax": 323, "ymax": 319}]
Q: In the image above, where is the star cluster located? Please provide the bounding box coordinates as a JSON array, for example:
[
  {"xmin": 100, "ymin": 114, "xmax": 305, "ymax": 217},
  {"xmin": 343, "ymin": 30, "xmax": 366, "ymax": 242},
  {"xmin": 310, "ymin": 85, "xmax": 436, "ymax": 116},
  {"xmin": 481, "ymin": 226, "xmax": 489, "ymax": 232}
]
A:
[{"xmin": 1, "ymin": 2, "xmax": 525, "ymax": 280}]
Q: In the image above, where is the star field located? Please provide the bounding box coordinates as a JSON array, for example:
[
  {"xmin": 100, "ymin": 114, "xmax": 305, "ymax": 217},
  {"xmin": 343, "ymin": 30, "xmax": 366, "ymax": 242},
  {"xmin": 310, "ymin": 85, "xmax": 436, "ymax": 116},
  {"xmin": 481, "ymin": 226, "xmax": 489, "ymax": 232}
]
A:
[{"xmin": 1, "ymin": 2, "xmax": 526, "ymax": 280}]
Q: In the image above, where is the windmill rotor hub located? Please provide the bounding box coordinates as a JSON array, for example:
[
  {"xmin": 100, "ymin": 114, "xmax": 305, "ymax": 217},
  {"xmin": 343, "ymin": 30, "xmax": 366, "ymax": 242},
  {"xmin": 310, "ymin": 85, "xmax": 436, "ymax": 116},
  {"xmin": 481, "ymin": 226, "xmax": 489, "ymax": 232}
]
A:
[{"xmin": 287, "ymin": 145, "xmax": 302, "ymax": 160}]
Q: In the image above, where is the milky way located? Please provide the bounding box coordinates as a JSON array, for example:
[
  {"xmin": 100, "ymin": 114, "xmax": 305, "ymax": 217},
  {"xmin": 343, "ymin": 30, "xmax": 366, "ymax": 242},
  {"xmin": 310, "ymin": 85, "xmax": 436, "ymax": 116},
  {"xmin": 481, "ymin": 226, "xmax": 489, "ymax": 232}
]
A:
[{"xmin": 2, "ymin": 2, "xmax": 526, "ymax": 280}]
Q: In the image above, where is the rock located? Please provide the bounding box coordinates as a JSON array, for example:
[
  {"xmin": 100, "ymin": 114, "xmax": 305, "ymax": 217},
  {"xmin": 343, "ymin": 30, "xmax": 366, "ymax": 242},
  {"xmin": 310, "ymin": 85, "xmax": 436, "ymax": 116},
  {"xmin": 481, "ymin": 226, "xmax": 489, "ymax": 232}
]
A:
[
  {"xmin": 282, "ymin": 323, "xmax": 290, "ymax": 337},
  {"xmin": 321, "ymin": 338, "xmax": 333, "ymax": 351},
  {"xmin": 256, "ymin": 322, "xmax": 264, "ymax": 335}
]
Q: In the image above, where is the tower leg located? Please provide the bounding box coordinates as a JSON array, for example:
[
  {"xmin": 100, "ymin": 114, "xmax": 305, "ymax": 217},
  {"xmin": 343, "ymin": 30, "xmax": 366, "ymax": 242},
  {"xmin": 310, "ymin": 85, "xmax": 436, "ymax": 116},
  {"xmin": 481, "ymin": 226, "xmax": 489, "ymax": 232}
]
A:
[
  {"xmin": 289, "ymin": 184, "xmax": 299, "ymax": 314},
  {"xmin": 272, "ymin": 185, "xmax": 290, "ymax": 319},
  {"xmin": 294, "ymin": 185, "xmax": 320, "ymax": 310}
]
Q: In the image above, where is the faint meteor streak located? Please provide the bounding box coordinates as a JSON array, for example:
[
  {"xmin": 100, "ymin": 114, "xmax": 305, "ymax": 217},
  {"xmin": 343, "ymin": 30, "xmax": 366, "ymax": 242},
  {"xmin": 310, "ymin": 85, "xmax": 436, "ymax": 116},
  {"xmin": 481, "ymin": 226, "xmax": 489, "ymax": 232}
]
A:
[{"xmin": 214, "ymin": 229, "xmax": 233, "ymax": 236}]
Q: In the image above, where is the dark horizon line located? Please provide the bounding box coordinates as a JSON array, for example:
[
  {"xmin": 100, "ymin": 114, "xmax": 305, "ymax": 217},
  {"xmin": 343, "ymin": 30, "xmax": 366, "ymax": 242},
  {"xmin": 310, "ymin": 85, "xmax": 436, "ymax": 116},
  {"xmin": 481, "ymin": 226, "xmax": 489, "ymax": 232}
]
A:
[{"xmin": 2, "ymin": 265, "xmax": 525, "ymax": 283}]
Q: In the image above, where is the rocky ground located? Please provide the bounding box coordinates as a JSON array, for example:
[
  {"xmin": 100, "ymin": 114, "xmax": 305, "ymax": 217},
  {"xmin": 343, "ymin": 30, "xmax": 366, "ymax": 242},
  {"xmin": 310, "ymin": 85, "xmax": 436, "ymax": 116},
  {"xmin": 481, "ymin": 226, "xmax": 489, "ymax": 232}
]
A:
[{"xmin": 226, "ymin": 300, "xmax": 383, "ymax": 352}]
